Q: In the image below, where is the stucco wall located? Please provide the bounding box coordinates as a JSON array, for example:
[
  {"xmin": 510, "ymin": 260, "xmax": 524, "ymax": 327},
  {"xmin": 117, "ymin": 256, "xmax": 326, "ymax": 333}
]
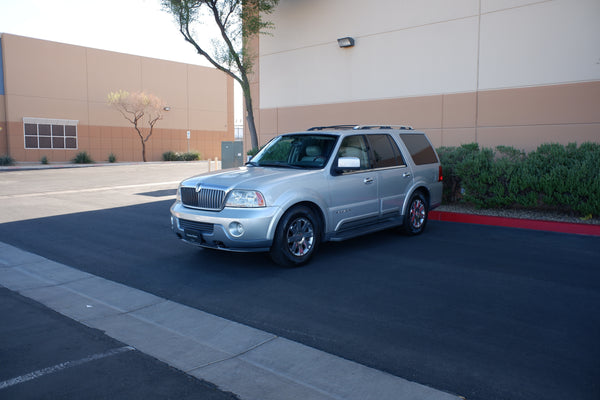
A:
[
  {"xmin": 1, "ymin": 33, "xmax": 234, "ymax": 162},
  {"xmin": 250, "ymin": 0, "xmax": 600, "ymax": 151}
]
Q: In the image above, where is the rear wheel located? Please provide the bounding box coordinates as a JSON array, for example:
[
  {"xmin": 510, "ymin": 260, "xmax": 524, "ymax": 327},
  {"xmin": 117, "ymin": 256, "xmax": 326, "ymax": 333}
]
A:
[
  {"xmin": 270, "ymin": 206, "xmax": 320, "ymax": 267},
  {"xmin": 401, "ymin": 192, "xmax": 428, "ymax": 235}
]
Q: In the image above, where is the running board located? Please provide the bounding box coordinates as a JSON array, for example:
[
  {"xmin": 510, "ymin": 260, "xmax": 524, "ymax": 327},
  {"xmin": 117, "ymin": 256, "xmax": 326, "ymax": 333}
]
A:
[{"xmin": 328, "ymin": 217, "xmax": 403, "ymax": 242}]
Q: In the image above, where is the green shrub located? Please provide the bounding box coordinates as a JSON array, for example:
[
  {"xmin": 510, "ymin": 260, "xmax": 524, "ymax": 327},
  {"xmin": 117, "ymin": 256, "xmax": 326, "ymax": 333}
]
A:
[
  {"xmin": 162, "ymin": 151, "xmax": 179, "ymax": 161},
  {"xmin": 182, "ymin": 151, "xmax": 200, "ymax": 161},
  {"xmin": 41, "ymin": 156, "xmax": 48, "ymax": 165},
  {"xmin": 437, "ymin": 142, "xmax": 600, "ymax": 217},
  {"xmin": 108, "ymin": 153, "xmax": 117, "ymax": 163},
  {"xmin": 72, "ymin": 151, "xmax": 93, "ymax": 164},
  {"xmin": 0, "ymin": 154, "xmax": 15, "ymax": 166},
  {"xmin": 162, "ymin": 151, "xmax": 201, "ymax": 161},
  {"xmin": 437, "ymin": 143, "xmax": 480, "ymax": 203}
]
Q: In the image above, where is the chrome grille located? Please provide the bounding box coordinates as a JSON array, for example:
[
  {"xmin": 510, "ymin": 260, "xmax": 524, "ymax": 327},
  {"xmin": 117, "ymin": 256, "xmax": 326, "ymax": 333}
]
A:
[{"xmin": 181, "ymin": 186, "xmax": 226, "ymax": 210}]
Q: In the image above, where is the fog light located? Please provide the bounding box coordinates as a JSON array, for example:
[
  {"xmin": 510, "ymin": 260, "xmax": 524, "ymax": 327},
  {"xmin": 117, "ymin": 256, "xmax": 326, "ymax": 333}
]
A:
[{"xmin": 228, "ymin": 222, "xmax": 245, "ymax": 237}]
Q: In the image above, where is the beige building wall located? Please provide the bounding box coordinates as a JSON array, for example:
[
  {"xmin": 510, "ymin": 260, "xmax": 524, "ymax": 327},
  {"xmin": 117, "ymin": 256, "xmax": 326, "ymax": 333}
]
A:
[
  {"xmin": 0, "ymin": 33, "xmax": 234, "ymax": 163},
  {"xmin": 0, "ymin": 95, "xmax": 6, "ymax": 155},
  {"xmin": 249, "ymin": 0, "xmax": 600, "ymax": 151}
]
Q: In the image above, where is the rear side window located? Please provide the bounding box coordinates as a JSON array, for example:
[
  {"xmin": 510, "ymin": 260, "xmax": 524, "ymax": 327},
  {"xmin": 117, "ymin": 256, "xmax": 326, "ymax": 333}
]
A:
[
  {"xmin": 399, "ymin": 134, "xmax": 438, "ymax": 165},
  {"xmin": 367, "ymin": 134, "xmax": 406, "ymax": 168}
]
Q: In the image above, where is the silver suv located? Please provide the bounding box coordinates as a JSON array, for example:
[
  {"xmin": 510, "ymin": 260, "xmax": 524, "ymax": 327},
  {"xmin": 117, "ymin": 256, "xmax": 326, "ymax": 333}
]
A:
[{"xmin": 170, "ymin": 125, "xmax": 443, "ymax": 267}]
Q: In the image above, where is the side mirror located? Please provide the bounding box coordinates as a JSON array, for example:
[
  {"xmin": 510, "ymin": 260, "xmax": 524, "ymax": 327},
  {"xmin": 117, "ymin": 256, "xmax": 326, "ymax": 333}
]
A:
[
  {"xmin": 333, "ymin": 157, "xmax": 361, "ymax": 174},
  {"xmin": 338, "ymin": 157, "xmax": 360, "ymax": 169}
]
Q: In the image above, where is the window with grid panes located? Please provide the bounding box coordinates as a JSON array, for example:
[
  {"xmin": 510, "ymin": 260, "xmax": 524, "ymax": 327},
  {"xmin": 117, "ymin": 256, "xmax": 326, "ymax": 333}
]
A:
[{"xmin": 23, "ymin": 118, "xmax": 78, "ymax": 149}]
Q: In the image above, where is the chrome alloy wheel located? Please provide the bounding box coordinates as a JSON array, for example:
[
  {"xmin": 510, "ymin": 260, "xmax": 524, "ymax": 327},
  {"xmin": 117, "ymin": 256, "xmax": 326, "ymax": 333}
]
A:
[
  {"xmin": 409, "ymin": 198, "xmax": 426, "ymax": 230},
  {"xmin": 285, "ymin": 217, "xmax": 315, "ymax": 257}
]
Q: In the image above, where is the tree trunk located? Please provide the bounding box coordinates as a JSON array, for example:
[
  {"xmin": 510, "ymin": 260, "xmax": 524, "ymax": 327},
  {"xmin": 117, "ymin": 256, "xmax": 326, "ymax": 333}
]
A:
[
  {"xmin": 242, "ymin": 79, "xmax": 259, "ymax": 151},
  {"xmin": 134, "ymin": 125, "xmax": 147, "ymax": 162},
  {"xmin": 141, "ymin": 140, "xmax": 147, "ymax": 162}
]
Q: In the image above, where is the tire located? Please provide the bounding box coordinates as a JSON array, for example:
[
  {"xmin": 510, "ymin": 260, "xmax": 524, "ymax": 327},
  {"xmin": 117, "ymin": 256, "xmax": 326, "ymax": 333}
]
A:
[
  {"xmin": 270, "ymin": 206, "xmax": 321, "ymax": 267},
  {"xmin": 401, "ymin": 192, "xmax": 428, "ymax": 235}
]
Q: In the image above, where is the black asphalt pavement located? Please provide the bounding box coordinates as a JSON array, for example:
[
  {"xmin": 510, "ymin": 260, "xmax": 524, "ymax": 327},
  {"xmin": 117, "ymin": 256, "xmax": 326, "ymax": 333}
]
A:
[
  {"xmin": 0, "ymin": 199, "xmax": 598, "ymax": 400},
  {"xmin": 0, "ymin": 287, "xmax": 238, "ymax": 399}
]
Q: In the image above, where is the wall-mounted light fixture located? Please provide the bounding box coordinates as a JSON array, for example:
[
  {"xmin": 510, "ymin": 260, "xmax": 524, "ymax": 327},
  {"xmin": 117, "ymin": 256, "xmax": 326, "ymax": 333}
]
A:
[
  {"xmin": 163, "ymin": 106, "xmax": 171, "ymax": 111},
  {"xmin": 337, "ymin": 37, "xmax": 355, "ymax": 48}
]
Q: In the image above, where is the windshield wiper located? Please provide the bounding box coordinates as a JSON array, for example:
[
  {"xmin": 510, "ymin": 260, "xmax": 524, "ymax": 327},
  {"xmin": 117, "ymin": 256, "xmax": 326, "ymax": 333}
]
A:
[{"xmin": 258, "ymin": 162, "xmax": 303, "ymax": 169}]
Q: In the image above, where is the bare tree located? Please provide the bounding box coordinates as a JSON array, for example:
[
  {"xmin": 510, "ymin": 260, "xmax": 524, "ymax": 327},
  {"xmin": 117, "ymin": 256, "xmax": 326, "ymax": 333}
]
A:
[
  {"xmin": 108, "ymin": 90, "xmax": 166, "ymax": 162},
  {"xmin": 162, "ymin": 0, "xmax": 279, "ymax": 151}
]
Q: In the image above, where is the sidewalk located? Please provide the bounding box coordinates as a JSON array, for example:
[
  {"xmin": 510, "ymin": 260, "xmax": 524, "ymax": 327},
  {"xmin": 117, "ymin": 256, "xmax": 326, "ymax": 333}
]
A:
[
  {"xmin": 0, "ymin": 241, "xmax": 461, "ymax": 400},
  {"xmin": 0, "ymin": 287, "xmax": 237, "ymax": 399}
]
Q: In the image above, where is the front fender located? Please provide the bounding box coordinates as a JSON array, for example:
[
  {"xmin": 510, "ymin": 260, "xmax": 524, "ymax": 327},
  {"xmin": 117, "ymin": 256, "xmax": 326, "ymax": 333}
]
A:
[{"xmin": 265, "ymin": 188, "xmax": 330, "ymax": 241}]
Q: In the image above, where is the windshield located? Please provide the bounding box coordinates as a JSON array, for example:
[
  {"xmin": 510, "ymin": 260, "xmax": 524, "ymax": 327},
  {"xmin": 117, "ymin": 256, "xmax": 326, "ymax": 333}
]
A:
[{"xmin": 249, "ymin": 134, "xmax": 338, "ymax": 169}]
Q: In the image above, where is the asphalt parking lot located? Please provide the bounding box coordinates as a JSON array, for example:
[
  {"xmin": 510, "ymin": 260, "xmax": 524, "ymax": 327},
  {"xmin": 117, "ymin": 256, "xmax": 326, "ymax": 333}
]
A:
[
  {"xmin": 1, "ymin": 162, "xmax": 599, "ymax": 400},
  {"xmin": 0, "ymin": 286, "xmax": 239, "ymax": 400}
]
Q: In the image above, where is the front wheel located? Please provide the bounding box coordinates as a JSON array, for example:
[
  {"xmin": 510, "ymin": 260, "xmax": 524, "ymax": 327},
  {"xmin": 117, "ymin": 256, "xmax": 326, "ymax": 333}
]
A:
[
  {"xmin": 270, "ymin": 206, "xmax": 321, "ymax": 267},
  {"xmin": 401, "ymin": 192, "xmax": 428, "ymax": 235}
]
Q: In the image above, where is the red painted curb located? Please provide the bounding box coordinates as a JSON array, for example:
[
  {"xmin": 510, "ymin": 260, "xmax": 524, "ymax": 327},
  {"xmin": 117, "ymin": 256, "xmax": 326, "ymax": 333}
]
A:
[{"xmin": 429, "ymin": 211, "xmax": 600, "ymax": 236}]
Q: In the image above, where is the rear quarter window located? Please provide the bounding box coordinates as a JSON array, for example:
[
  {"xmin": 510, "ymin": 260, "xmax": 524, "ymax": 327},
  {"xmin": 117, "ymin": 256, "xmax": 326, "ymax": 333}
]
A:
[
  {"xmin": 399, "ymin": 134, "xmax": 438, "ymax": 165},
  {"xmin": 368, "ymin": 134, "xmax": 406, "ymax": 168}
]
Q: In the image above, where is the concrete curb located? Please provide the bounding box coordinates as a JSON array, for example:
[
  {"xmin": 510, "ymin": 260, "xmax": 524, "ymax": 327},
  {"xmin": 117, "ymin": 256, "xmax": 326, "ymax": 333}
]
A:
[
  {"xmin": 0, "ymin": 241, "xmax": 462, "ymax": 400},
  {"xmin": 430, "ymin": 210, "xmax": 600, "ymax": 236}
]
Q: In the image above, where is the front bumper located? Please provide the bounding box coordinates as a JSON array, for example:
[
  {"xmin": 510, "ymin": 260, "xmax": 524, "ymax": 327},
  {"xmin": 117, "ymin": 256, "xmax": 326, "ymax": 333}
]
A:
[{"xmin": 170, "ymin": 202, "xmax": 278, "ymax": 252}]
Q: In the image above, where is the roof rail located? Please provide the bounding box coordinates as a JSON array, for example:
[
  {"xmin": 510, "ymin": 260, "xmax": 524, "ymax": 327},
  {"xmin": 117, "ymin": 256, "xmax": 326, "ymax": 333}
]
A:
[
  {"xmin": 307, "ymin": 124, "xmax": 358, "ymax": 131},
  {"xmin": 307, "ymin": 124, "xmax": 415, "ymax": 131},
  {"xmin": 353, "ymin": 125, "xmax": 414, "ymax": 130}
]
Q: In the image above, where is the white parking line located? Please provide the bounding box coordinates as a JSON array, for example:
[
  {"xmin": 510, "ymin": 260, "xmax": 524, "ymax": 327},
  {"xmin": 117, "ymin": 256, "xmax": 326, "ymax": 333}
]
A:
[
  {"xmin": 0, "ymin": 346, "xmax": 135, "ymax": 390},
  {"xmin": 0, "ymin": 181, "xmax": 180, "ymax": 199}
]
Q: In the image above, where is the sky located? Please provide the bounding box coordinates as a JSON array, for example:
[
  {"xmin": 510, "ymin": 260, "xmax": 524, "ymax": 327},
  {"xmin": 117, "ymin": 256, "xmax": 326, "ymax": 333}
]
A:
[
  {"xmin": 0, "ymin": 0, "xmax": 213, "ymax": 65},
  {"xmin": 0, "ymin": 0, "xmax": 243, "ymax": 120}
]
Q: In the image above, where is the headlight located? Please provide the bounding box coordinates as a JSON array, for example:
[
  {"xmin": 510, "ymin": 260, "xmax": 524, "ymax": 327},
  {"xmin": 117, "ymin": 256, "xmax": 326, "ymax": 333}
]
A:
[{"xmin": 225, "ymin": 190, "xmax": 266, "ymax": 208}]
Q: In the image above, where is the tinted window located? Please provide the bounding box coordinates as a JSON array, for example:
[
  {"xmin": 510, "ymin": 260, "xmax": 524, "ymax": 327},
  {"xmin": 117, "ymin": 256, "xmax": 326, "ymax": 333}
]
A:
[
  {"xmin": 368, "ymin": 134, "xmax": 405, "ymax": 168},
  {"xmin": 399, "ymin": 134, "xmax": 438, "ymax": 165}
]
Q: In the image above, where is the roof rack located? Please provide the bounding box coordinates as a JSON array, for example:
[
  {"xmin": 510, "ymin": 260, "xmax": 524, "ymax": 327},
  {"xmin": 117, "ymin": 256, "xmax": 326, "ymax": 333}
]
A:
[
  {"xmin": 353, "ymin": 125, "xmax": 413, "ymax": 130},
  {"xmin": 307, "ymin": 124, "xmax": 414, "ymax": 131},
  {"xmin": 307, "ymin": 125, "xmax": 358, "ymax": 131}
]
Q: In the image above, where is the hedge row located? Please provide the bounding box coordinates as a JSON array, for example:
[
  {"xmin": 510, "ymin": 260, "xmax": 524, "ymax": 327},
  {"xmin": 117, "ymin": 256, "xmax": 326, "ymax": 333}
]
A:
[
  {"xmin": 162, "ymin": 151, "xmax": 201, "ymax": 161},
  {"xmin": 436, "ymin": 142, "xmax": 600, "ymax": 217}
]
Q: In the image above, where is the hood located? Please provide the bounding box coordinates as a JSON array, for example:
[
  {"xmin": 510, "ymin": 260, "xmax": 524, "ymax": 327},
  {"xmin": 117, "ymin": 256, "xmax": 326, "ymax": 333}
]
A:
[{"xmin": 181, "ymin": 166, "xmax": 320, "ymax": 191}]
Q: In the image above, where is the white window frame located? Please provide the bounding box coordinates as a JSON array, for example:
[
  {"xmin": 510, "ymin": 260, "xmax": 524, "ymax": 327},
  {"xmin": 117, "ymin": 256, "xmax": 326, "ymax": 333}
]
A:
[{"xmin": 23, "ymin": 117, "xmax": 78, "ymax": 150}]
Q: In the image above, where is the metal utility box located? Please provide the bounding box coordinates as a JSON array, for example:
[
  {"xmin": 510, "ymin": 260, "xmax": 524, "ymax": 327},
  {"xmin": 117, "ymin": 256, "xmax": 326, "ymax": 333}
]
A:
[{"xmin": 221, "ymin": 141, "xmax": 243, "ymax": 169}]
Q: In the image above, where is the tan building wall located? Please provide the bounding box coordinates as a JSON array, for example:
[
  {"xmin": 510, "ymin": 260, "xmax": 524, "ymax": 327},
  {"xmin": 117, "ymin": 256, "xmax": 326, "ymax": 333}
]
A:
[
  {"xmin": 0, "ymin": 33, "xmax": 234, "ymax": 163},
  {"xmin": 0, "ymin": 94, "xmax": 6, "ymax": 155},
  {"xmin": 248, "ymin": 0, "xmax": 600, "ymax": 152},
  {"xmin": 255, "ymin": 82, "xmax": 600, "ymax": 151}
]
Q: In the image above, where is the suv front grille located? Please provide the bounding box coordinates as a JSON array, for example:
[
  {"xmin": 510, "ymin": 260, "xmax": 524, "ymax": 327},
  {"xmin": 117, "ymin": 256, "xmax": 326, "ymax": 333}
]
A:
[
  {"xmin": 179, "ymin": 219, "xmax": 214, "ymax": 234},
  {"xmin": 181, "ymin": 186, "xmax": 226, "ymax": 210}
]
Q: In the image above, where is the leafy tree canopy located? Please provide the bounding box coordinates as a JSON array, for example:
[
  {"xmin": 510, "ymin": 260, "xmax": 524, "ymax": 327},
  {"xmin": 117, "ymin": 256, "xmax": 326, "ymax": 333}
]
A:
[{"xmin": 162, "ymin": 0, "xmax": 279, "ymax": 150}]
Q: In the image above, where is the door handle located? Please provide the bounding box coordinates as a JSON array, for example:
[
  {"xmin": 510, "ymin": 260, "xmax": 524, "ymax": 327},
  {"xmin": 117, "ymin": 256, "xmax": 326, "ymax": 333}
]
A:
[
  {"xmin": 364, "ymin": 177, "xmax": 374, "ymax": 184},
  {"xmin": 403, "ymin": 173, "xmax": 411, "ymax": 178}
]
